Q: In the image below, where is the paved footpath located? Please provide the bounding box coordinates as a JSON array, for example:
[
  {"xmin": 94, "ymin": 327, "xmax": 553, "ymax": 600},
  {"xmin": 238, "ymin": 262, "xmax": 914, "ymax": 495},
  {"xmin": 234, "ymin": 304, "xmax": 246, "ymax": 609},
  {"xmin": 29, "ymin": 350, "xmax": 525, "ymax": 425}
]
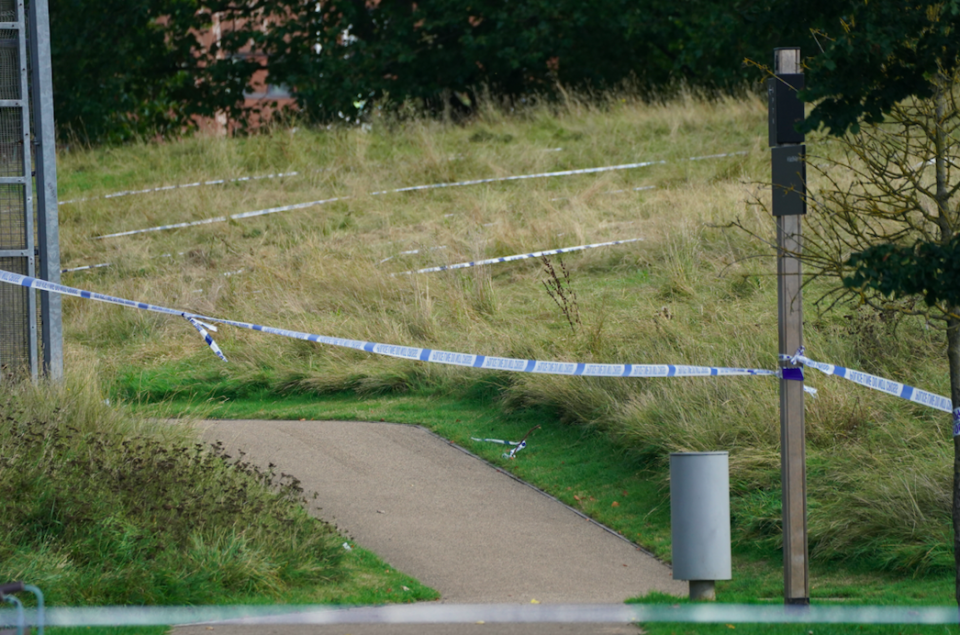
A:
[{"xmin": 173, "ymin": 420, "xmax": 684, "ymax": 635}]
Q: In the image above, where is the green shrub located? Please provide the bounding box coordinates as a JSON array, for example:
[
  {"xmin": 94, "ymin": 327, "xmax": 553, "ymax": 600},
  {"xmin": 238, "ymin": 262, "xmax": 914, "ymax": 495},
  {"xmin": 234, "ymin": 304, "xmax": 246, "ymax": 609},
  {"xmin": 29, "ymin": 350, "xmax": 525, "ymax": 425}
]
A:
[{"xmin": 0, "ymin": 373, "xmax": 343, "ymax": 605}]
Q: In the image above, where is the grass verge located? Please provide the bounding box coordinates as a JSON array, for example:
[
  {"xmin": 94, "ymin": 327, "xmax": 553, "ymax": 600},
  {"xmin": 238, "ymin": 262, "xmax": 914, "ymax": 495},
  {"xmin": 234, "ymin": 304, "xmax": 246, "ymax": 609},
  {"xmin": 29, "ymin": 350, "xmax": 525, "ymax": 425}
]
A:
[
  {"xmin": 0, "ymin": 368, "xmax": 437, "ymax": 635},
  {"xmin": 57, "ymin": 91, "xmax": 955, "ymax": 578}
]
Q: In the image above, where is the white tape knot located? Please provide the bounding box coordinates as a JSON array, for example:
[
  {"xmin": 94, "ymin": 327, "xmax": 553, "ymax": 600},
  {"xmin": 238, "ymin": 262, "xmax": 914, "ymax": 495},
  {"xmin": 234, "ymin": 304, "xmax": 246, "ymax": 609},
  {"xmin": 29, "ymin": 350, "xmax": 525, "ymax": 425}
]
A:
[
  {"xmin": 778, "ymin": 347, "xmax": 805, "ymax": 365},
  {"xmin": 183, "ymin": 313, "xmax": 228, "ymax": 363},
  {"xmin": 789, "ymin": 346, "xmax": 806, "ymax": 365}
]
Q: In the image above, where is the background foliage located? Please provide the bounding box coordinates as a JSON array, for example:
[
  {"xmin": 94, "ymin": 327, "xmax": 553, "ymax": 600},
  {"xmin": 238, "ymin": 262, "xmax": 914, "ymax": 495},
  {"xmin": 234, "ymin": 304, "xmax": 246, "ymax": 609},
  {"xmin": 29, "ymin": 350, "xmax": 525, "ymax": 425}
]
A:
[
  {"xmin": 51, "ymin": 0, "xmax": 264, "ymax": 143},
  {"xmin": 801, "ymin": 0, "xmax": 960, "ymax": 135},
  {"xmin": 49, "ymin": 0, "xmax": 851, "ymax": 143}
]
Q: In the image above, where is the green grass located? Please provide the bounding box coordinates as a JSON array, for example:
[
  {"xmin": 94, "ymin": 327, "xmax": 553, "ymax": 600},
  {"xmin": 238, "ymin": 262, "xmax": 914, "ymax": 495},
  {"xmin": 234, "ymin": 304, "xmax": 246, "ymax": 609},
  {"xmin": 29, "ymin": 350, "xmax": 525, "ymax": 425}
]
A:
[
  {"xmin": 49, "ymin": 629, "xmax": 169, "ymax": 635},
  {"xmin": 123, "ymin": 381, "xmax": 955, "ymax": 605},
  {"xmin": 124, "ymin": 385, "xmax": 958, "ymax": 634},
  {"xmin": 38, "ymin": 543, "xmax": 435, "ymax": 635}
]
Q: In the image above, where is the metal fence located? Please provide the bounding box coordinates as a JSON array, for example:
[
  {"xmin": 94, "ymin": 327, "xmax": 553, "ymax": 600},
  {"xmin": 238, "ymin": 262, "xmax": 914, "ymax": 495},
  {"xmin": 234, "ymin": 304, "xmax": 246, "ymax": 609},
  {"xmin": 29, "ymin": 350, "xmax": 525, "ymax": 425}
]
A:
[{"xmin": 0, "ymin": 0, "xmax": 60, "ymax": 381}]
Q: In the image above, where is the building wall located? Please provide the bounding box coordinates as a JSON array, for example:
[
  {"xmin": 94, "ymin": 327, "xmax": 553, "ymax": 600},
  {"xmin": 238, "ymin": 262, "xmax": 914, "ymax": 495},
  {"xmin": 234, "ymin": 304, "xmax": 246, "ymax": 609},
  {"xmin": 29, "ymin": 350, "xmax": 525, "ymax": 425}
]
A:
[{"xmin": 193, "ymin": 11, "xmax": 297, "ymax": 135}]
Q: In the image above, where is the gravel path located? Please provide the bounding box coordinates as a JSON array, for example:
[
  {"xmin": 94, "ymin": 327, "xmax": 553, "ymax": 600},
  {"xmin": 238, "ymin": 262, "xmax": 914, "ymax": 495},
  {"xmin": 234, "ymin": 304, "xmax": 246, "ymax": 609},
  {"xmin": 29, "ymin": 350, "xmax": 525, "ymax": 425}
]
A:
[{"xmin": 173, "ymin": 419, "xmax": 684, "ymax": 634}]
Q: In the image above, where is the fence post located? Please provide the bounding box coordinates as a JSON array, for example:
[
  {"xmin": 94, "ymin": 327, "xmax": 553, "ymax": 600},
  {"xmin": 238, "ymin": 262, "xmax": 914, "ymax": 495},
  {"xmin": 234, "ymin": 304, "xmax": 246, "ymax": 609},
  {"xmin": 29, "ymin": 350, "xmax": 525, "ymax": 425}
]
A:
[
  {"xmin": 29, "ymin": 0, "xmax": 62, "ymax": 380},
  {"xmin": 769, "ymin": 46, "xmax": 809, "ymax": 605}
]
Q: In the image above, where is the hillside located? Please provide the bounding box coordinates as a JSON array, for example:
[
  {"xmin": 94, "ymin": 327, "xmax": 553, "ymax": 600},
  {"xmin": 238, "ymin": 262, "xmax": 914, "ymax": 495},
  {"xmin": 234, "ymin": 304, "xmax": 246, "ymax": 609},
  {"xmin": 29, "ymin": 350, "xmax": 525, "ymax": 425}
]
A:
[{"xmin": 51, "ymin": 91, "xmax": 954, "ymax": 582}]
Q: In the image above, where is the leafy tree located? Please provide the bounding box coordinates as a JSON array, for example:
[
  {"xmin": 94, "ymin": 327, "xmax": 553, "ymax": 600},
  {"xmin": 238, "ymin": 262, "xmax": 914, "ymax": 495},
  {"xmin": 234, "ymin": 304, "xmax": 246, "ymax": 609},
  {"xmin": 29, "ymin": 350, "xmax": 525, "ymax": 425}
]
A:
[
  {"xmin": 803, "ymin": 0, "xmax": 960, "ymax": 135},
  {"xmin": 798, "ymin": 0, "xmax": 960, "ymax": 604},
  {"xmin": 45, "ymin": 0, "xmax": 850, "ymax": 141},
  {"xmin": 49, "ymin": 0, "xmax": 264, "ymax": 142},
  {"xmin": 260, "ymin": 0, "xmax": 844, "ymax": 123},
  {"xmin": 262, "ymin": 0, "xmax": 669, "ymax": 123}
]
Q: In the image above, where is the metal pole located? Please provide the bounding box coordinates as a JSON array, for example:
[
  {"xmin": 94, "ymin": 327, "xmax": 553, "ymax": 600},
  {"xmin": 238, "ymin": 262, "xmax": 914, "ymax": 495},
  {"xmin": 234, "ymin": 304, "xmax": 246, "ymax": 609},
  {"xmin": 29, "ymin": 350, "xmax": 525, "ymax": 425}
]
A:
[
  {"xmin": 778, "ymin": 212, "xmax": 807, "ymax": 603},
  {"xmin": 28, "ymin": 0, "xmax": 62, "ymax": 380},
  {"xmin": 769, "ymin": 47, "xmax": 809, "ymax": 605}
]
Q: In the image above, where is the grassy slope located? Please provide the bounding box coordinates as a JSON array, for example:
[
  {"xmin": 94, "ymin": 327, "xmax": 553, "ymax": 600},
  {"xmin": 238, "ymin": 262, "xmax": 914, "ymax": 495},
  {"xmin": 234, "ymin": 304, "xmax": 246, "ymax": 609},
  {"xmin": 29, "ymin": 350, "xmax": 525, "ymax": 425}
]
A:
[{"xmin": 46, "ymin": 90, "xmax": 958, "ymax": 623}]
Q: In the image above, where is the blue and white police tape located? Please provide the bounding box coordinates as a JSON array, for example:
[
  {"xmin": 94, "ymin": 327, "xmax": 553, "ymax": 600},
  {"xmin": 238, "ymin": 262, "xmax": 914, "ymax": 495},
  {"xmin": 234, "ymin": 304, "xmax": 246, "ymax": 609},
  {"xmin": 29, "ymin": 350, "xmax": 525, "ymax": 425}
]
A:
[
  {"xmin": 183, "ymin": 315, "xmax": 228, "ymax": 363},
  {"xmin": 59, "ymin": 171, "xmax": 300, "ymax": 206},
  {"xmin": 471, "ymin": 437, "xmax": 528, "ymax": 459},
  {"xmin": 65, "ymin": 232, "xmax": 617, "ymax": 279},
  {"xmin": 784, "ymin": 347, "xmax": 953, "ymax": 415},
  {"xmin": 95, "ymin": 195, "xmax": 347, "ymax": 240},
  {"xmin": 0, "ymin": 269, "xmax": 777, "ymax": 379},
  {"xmin": 953, "ymin": 408, "xmax": 960, "ymax": 437},
  {"xmin": 2, "ymin": 603, "xmax": 960, "ymax": 627},
  {"xmin": 392, "ymin": 238, "xmax": 643, "ymax": 276},
  {"xmin": 776, "ymin": 366, "xmax": 818, "ymax": 396},
  {"xmin": 93, "ymin": 151, "xmax": 747, "ymax": 240},
  {"xmin": 506, "ymin": 440, "xmax": 526, "ymax": 458},
  {"xmin": 379, "ymin": 245, "xmax": 448, "ymax": 264},
  {"xmin": 369, "ymin": 151, "xmax": 745, "ymax": 196},
  {"xmin": 61, "ymin": 262, "xmax": 112, "ymax": 274},
  {"xmin": 62, "ymin": 253, "xmax": 242, "ymax": 277}
]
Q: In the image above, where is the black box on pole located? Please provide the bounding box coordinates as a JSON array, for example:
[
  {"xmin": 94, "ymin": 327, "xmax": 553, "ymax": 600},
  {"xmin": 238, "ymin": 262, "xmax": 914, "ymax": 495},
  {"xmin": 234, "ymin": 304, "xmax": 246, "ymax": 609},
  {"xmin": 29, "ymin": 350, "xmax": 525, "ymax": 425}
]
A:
[
  {"xmin": 768, "ymin": 74, "xmax": 805, "ymax": 147},
  {"xmin": 771, "ymin": 145, "xmax": 806, "ymax": 216}
]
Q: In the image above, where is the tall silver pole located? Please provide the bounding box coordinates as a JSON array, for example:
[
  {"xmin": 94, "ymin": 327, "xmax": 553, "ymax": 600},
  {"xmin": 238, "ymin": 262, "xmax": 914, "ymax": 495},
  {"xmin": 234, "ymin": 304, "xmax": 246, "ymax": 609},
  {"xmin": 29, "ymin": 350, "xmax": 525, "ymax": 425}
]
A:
[
  {"xmin": 29, "ymin": 0, "xmax": 61, "ymax": 379},
  {"xmin": 778, "ymin": 212, "xmax": 807, "ymax": 602},
  {"xmin": 769, "ymin": 46, "xmax": 809, "ymax": 604}
]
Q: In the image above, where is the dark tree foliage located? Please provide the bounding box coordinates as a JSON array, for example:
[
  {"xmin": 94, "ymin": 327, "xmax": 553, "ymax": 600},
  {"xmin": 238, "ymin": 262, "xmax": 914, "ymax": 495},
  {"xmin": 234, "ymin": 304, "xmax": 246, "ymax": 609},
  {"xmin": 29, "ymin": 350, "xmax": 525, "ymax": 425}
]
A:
[
  {"xmin": 49, "ymin": 0, "xmax": 264, "ymax": 143},
  {"xmin": 845, "ymin": 237, "xmax": 960, "ymax": 308},
  {"xmin": 803, "ymin": 0, "xmax": 960, "ymax": 135},
  {"xmin": 51, "ymin": 0, "xmax": 175, "ymax": 142},
  {"xmin": 801, "ymin": 1, "xmax": 960, "ymax": 305},
  {"xmin": 261, "ymin": 0, "xmax": 843, "ymax": 123},
  {"xmin": 797, "ymin": 0, "xmax": 960, "ymax": 606},
  {"xmin": 263, "ymin": 0, "xmax": 670, "ymax": 122},
  {"xmin": 47, "ymin": 0, "xmax": 840, "ymax": 142}
]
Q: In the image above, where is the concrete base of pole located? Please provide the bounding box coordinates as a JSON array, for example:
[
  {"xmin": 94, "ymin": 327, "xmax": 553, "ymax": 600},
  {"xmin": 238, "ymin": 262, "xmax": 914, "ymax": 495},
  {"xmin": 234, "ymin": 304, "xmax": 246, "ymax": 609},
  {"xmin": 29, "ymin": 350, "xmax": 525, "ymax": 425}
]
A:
[{"xmin": 689, "ymin": 580, "xmax": 716, "ymax": 601}]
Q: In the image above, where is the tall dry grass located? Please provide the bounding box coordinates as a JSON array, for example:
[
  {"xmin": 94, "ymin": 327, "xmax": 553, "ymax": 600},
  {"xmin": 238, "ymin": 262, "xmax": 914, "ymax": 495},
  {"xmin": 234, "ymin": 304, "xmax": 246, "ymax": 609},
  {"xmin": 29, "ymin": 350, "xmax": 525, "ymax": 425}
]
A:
[
  {"xmin": 50, "ymin": 89, "xmax": 954, "ymax": 573},
  {"xmin": 0, "ymin": 356, "xmax": 347, "ymax": 605}
]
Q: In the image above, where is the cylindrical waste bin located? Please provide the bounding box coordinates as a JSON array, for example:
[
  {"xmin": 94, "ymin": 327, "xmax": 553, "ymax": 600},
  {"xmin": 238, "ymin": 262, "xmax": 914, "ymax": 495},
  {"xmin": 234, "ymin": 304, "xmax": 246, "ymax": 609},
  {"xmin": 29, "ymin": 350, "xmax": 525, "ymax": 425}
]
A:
[{"xmin": 670, "ymin": 451, "xmax": 731, "ymax": 600}]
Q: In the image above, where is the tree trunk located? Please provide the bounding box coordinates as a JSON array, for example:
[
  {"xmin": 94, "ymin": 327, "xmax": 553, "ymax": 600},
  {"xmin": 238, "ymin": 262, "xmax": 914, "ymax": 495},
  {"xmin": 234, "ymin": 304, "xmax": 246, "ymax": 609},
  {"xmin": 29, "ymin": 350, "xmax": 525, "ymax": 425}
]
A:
[
  {"xmin": 932, "ymin": 74, "xmax": 960, "ymax": 610},
  {"xmin": 950, "ymin": 316, "xmax": 960, "ymax": 609}
]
